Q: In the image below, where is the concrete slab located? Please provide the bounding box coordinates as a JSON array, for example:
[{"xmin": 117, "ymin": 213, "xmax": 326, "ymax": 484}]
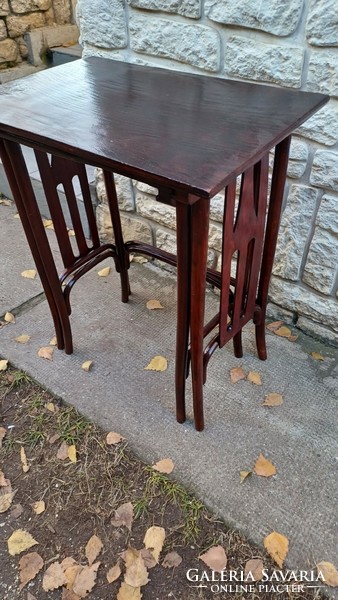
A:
[{"xmin": 0, "ymin": 223, "xmax": 337, "ymax": 585}]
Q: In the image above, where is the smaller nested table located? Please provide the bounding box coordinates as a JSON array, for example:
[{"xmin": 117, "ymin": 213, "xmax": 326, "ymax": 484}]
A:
[{"xmin": 0, "ymin": 58, "xmax": 328, "ymax": 430}]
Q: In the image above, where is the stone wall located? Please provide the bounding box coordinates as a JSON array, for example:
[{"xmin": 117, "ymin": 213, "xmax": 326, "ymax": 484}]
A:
[
  {"xmin": 0, "ymin": 0, "xmax": 75, "ymax": 67},
  {"xmin": 76, "ymin": 0, "xmax": 338, "ymax": 344}
]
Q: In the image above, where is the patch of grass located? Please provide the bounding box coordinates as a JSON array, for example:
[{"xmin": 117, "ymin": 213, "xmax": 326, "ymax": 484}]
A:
[
  {"xmin": 56, "ymin": 407, "xmax": 92, "ymax": 444},
  {"xmin": 9, "ymin": 370, "xmax": 33, "ymax": 388}
]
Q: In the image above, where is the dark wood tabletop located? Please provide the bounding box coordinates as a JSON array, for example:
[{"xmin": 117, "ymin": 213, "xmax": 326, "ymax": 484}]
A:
[{"xmin": 0, "ymin": 57, "xmax": 328, "ymax": 198}]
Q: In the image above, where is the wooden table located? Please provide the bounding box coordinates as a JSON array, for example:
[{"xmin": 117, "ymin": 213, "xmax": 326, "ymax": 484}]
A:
[{"xmin": 0, "ymin": 58, "xmax": 328, "ymax": 430}]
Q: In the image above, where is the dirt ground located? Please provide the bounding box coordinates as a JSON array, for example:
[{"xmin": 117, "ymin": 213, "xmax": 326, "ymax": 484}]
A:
[{"xmin": 0, "ymin": 365, "xmax": 327, "ymax": 600}]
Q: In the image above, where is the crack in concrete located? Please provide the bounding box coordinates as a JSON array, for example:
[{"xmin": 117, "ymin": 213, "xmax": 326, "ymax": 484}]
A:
[{"xmin": 0, "ymin": 291, "xmax": 46, "ymax": 320}]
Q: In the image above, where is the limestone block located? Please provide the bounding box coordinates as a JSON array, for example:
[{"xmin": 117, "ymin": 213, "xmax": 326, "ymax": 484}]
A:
[
  {"xmin": 0, "ymin": 19, "xmax": 6, "ymax": 40},
  {"xmin": 296, "ymin": 316, "xmax": 338, "ymax": 345},
  {"xmin": 315, "ymin": 193, "xmax": 338, "ymax": 235},
  {"xmin": 287, "ymin": 139, "xmax": 308, "ymax": 179},
  {"xmin": 210, "ymin": 192, "xmax": 224, "ymax": 223},
  {"xmin": 128, "ymin": 0, "xmax": 201, "ymax": 19},
  {"xmin": 44, "ymin": 6, "xmax": 54, "ymax": 25},
  {"xmin": 306, "ymin": 0, "xmax": 338, "ymax": 47},
  {"xmin": 0, "ymin": 0, "xmax": 9, "ymax": 16},
  {"xmin": 208, "ymin": 222, "xmax": 222, "ymax": 252},
  {"xmin": 303, "ymin": 228, "xmax": 338, "ymax": 294},
  {"xmin": 10, "ymin": 0, "xmax": 51, "ymax": 13},
  {"xmin": 53, "ymin": 0, "xmax": 71, "ymax": 24},
  {"xmin": 129, "ymin": 14, "xmax": 220, "ymax": 72},
  {"xmin": 225, "ymin": 36, "xmax": 303, "ymax": 88},
  {"xmin": 307, "ymin": 51, "xmax": 338, "ymax": 96},
  {"xmin": 273, "ymin": 185, "xmax": 318, "ymax": 280},
  {"xmin": 77, "ymin": 0, "xmax": 127, "ymax": 49},
  {"xmin": 0, "ymin": 38, "xmax": 19, "ymax": 62},
  {"xmin": 136, "ymin": 191, "xmax": 176, "ymax": 230},
  {"xmin": 96, "ymin": 203, "xmax": 153, "ymax": 244},
  {"xmin": 269, "ymin": 276, "xmax": 338, "ymax": 331},
  {"xmin": 156, "ymin": 227, "xmax": 216, "ymax": 267},
  {"xmin": 310, "ymin": 150, "xmax": 338, "ymax": 192},
  {"xmin": 134, "ymin": 180, "xmax": 158, "ymax": 195},
  {"xmin": 96, "ymin": 171, "xmax": 135, "ymax": 212},
  {"xmin": 17, "ymin": 35, "xmax": 28, "ymax": 57},
  {"xmin": 295, "ymin": 102, "xmax": 338, "ymax": 146},
  {"xmin": 205, "ymin": 0, "xmax": 303, "ymax": 36},
  {"xmin": 6, "ymin": 12, "xmax": 45, "ymax": 37}
]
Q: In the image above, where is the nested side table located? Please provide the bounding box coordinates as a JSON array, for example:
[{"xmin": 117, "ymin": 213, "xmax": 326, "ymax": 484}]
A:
[{"xmin": 0, "ymin": 58, "xmax": 328, "ymax": 430}]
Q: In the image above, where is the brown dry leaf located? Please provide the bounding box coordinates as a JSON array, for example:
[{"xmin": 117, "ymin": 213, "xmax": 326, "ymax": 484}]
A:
[
  {"xmin": 247, "ymin": 371, "xmax": 262, "ymax": 386},
  {"xmin": 21, "ymin": 269, "xmax": 37, "ymax": 280},
  {"xmin": 98, "ymin": 266, "xmax": 111, "ymax": 277},
  {"xmin": 317, "ymin": 561, "xmax": 338, "ymax": 587},
  {"xmin": 50, "ymin": 336, "xmax": 57, "ymax": 346},
  {"xmin": 199, "ymin": 546, "xmax": 227, "ymax": 573},
  {"xmin": 27, "ymin": 592, "xmax": 37, "ymax": 600},
  {"xmin": 61, "ymin": 558, "xmax": 82, "ymax": 591},
  {"xmin": 0, "ymin": 479, "xmax": 14, "ymax": 513},
  {"xmin": 72, "ymin": 561, "xmax": 100, "ymax": 598},
  {"xmin": 0, "ymin": 469, "xmax": 9, "ymax": 486},
  {"xmin": 7, "ymin": 529, "xmax": 38, "ymax": 556},
  {"xmin": 62, "ymin": 589, "xmax": 81, "ymax": 600},
  {"xmin": 0, "ymin": 359, "xmax": 9, "ymax": 371},
  {"xmin": 32, "ymin": 500, "xmax": 45, "ymax": 515},
  {"xmin": 4, "ymin": 312, "xmax": 15, "ymax": 323},
  {"xmin": 123, "ymin": 547, "xmax": 139, "ymax": 568},
  {"xmin": 106, "ymin": 563, "xmax": 121, "ymax": 583},
  {"xmin": 85, "ymin": 535, "xmax": 103, "ymax": 566},
  {"xmin": 162, "ymin": 551, "xmax": 182, "ymax": 568},
  {"xmin": 152, "ymin": 458, "xmax": 174, "ymax": 474},
  {"xmin": 57, "ymin": 441, "xmax": 69, "ymax": 460},
  {"xmin": 274, "ymin": 326, "xmax": 292, "ymax": 338},
  {"xmin": 10, "ymin": 503, "xmax": 23, "ymax": 519},
  {"xmin": 264, "ymin": 531, "xmax": 289, "ymax": 568},
  {"xmin": 240, "ymin": 470, "xmax": 252, "ymax": 484},
  {"xmin": 20, "ymin": 447, "xmax": 30, "ymax": 473},
  {"xmin": 117, "ymin": 582, "xmax": 142, "ymax": 600},
  {"xmin": 43, "ymin": 562, "xmax": 68, "ymax": 591},
  {"xmin": 111, "ymin": 502, "xmax": 134, "ymax": 531},
  {"xmin": 68, "ymin": 445, "xmax": 77, "ymax": 463},
  {"xmin": 38, "ymin": 346, "xmax": 54, "ymax": 361},
  {"xmin": 144, "ymin": 356, "xmax": 167, "ymax": 372},
  {"xmin": 49, "ymin": 433, "xmax": 61, "ymax": 444},
  {"xmin": 266, "ymin": 320, "xmax": 284, "ymax": 331},
  {"xmin": 288, "ymin": 335, "xmax": 298, "ymax": 342},
  {"xmin": 15, "ymin": 335, "xmax": 31, "ymax": 344},
  {"xmin": 146, "ymin": 300, "xmax": 164, "ymax": 310},
  {"xmin": 19, "ymin": 551, "xmax": 44, "ymax": 589},
  {"xmin": 0, "ymin": 426, "xmax": 6, "ymax": 447},
  {"xmin": 254, "ymin": 454, "xmax": 277, "ymax": 477},
  {"xmin": 140, "ymin": 548, "xmax": 157, "ymax": 569},
  {"xmin": 311, "ymin": 351, "xmax": 325, "ymax": 361},
  {"xmin": 263, "ymin": 393, "xmax": 284, "ymax": 407},
  {"xmin": 143, "ymin": 526, "xmax": 165, "ymax": 563},
  {"xmin": 45, "ymin": 402, "xmax": 55, "ymax": 412},
  {"xmin": 244, "ymin": 558, "xmax": 264, "ymax": 582},
  {"xmin": 106, "ymin": 431, "xmax": 125, "ymax": 445},
  {"xmin": 124, "ymin": 551, "xmax": 149, "ymax": 587},
  {"xmin": 82, "ymin": 360, "xmax": 93, "ymax": 372},
  {"xmin": 230, "ymin": 367, "xmax": 246, "ymax": 384}
]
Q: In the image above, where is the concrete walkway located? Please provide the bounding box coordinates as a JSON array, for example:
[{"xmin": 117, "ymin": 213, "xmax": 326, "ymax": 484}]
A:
[{"xmin": 0, "ymin": 200, "xmax": 337, "ymax": 594}]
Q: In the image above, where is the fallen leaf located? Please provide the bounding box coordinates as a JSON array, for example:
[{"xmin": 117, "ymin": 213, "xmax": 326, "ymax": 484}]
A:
[
  {"xmin": 82, "ymin": 360, "xmax": 93, "ymax": 372},
  {"xmin": 61, "ymin": 558, "xmax": 82, "ymax": 590},
  {"xmin": 144, "ymin": 356, "xmax": 167, "ymax": 372},
  {"xmin": 27, "ymin": 592, "xmax": 37, "ymax": 600},
  {"xmin": 131, "ymin": 255, "xmax": 148, "ymax": 264},
  {"xmin": 143, "ymin": 526, "xmax": 165, "ymax": 563},
  {"xmin": 20, "ymin": 447, "xmax": 30, "ymax": 473},
  {"xmin": 310, "ymin": 351, "xmax": 325, "ymax": 361},
  {"xmin": 117, "ymin": 582, "xmax": 142, "ymax": 600},
  {"xmin": 43, "ymin": 219, "xmax": 53, "ymax": 228},
  {"xmin": 0, "ymin": 470, "xmax": 9, "ymax": 486},
  {"xmin": 162, "ymin": 551, "xmax": 182, "ymax": 568},
  {"xmin": 46, "ymin": 222, "xmax": 54, "ymax": 230},
  {"xmin": 244, "ymin": 558, "xmax": 264, "ymax": 582},
  {"xmin": 21, "ymin": 270, "xmax": 37, "ymax": 280},
  {"xmin": 43, "ymin": 562, "xmax": 67, "ymax": 591},
  {"xmin": 73, "ymin": 562, "xmax": 100, "ymax": 597},
  {"xmin": 50, "ymin": 336, "xmax": 57, "ymax": 346},
  {"xmin": 68, "ymin": 445, "xmax": 77, "ymax": 463},
  {"xmin": 230, "ymin": 367, "xmax": 246, "ymax": 384},
  {"xmin": 4, "ymin": 312, "xmax": 15, "ymax": 323},
  {"xmin": 62, "ymin": 589, "xmax": 81, "ymax": 600},
  {"xmin": 140, "ymin": 548, "xmax": 157, "ymax": 569},
  {"xmin": 199, "ymin": 546, "xmax": 227, "ymax": 573},
  {"xmin": 98, "ymin": 266, "xmax": 111, "ymax": 277},
  {"xmin": 106, "ymin": 431, "xmax": 125, "ymax": 445},
  {"xmin": 152, "ymin": 458, "xmax": 174, "ymax": 474},
  {"xmin": 317, "ymin": 561, "xmax": 338, "ymax": 587},
  {"xmin": 111, "ymin": 502, "xmax": 134, "ymax": 531},
  {"xmin": 14, "ymin": 212, "xmax": 20, "ymax": 219},
  {"xmin": 124, "ymin": 551, "xmax": 149, "ymax": 587},
  {"xmin": 0, "ymin": 198, "xmax": 12, "ymax": 206},
  {"xmin": 107, "ymin": 563, "xmax": 121, "ymax": 583},
  {"xmin": 85, "ymin": 535, "xmax": 103, "ymax": 566},
  {"xmin": 10, "ymin": 503, "xmax": 23, "ymax": 519},
  {"xmin": 57, "ymin": 441, "xmax": 69, "ymax": 460},
  {"xmin": 0, "ymin": 426, "xmax": 6, "ymax": 446},
  {"xmin": 38, "ymin": 346, "xmax": 54, "ymax": 361},
  {"xmin": 146, "ymin": 300, "xmax": 164, "ymax": 310},
  {"xmin": 0, "ymin": 479, "xmax": 14, "ymax": 513},
  {"xmin": 263, "ymin": 531, "xmax": 289, "ymax": 568},
  {"xmin": 32, "ymin": 500, "xmax": 45, "ymax": 515},
  {"xmin": 45, "ymin": 402, "xmax": 55, "ymax": 412},
  {"xmin": 266, "ymin": 320, "xmax": 284, "ymax": 331},
  {"xmin": 15, "ymin": 335, "xmax": 31, "ymax": 344},
  {"xmin": 0, "ymin": 359, "xmax": 9, "ymax": 371},
  {"xmin": 254, "ymin": 454, "xmax": 277, "ymax": 477},
  {"xmin": 274, "ymin": 326, "xmax": 292, "ymax": 338},
  {"xmin": 240, "ymin": 470, "xmax": 252, "ymax": 484},
  {"xmin": 48, "ymin": 433, "xmax": 61, "ymax": 444},
  {"xmin": 288, "ymin": 335, "xmax": 298, "ymax": 342},
  {"xmin": 7, "ymin": 529, "xmax": 38, "ymax": 556},
  {"xmin": 19, "ymin": 551, "xmax": 44, "ymax": 589},
  {"xmin": 247, "ymin": 371, "xmax": 262, "ymax": 386},
  {"xmin": 262, "ymin": 393, "xmax": 284, "ymax": 407},
  {"xmin": 68, "ymin": 229, "xmax": 76, "ymax": 237}
]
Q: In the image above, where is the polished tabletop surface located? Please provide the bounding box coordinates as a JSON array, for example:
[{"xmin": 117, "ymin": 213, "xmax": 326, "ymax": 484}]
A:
[{"xmin": 0, "ymin": 57, "xmax": 328, "ymax": 197}]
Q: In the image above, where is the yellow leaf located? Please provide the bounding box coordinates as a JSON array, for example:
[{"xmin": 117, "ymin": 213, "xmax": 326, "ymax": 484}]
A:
[
  {"xmin": 68, "ymin": 229, "xmax": 76, "ymax": 237},
  {"xmin": 266, "ymin": 320, "xmax": 284, "ymax": 331},
  {"xmin": 274, "ymin": 326, "xmax": 292, "ymax": 338},
  {"xmin": 43, "ymin": 219, "xmax": 53, "ymax": 228},
  {"xmin": 143, "ymin": 526, "xmax": 165, "ymax": 563},
  {"xmin": 117, "ymin": 582, "xmax": 142, "ymax": 600},
  {"xmin": 317, "ymin": 561, "xmax": 338, "ymax": 587},
  {"xmin": 162, "ymin": 551, "xmax": 182, "ymax": 568},
  {"xmin": 50, "ymin": 336, "xmax": 57, "ymax": 346},
  {"xmin": 199, "ymin": 546, "xmax": 227, "ymax": 573},
  {"xmin": 32, "ymin": 501, "xmax": 45, "ymax": 515},
  {"xmin": 0, "ymin": 469, "xmax": 9, "ymax": 486},
  {"xmin": 111, "ymin": 502, "xmax": 134, "ymax": 531},
  {"xmin": 98, "ymin": 266, "xmax": 111, "ymax": 277},
  {"xmin": 72, "ymin": 562, "xmax": 100, "ymax": 597},
  {"xmin": 14, "ymin": 213, "xmax": 20, "ymax": 219},
  {"xmin": 14, "ymin": 334, "xmax": 31, "ymax": 344},
  {"xmin": 244, "ymin": 558, "xmax": 264, "ymax": 582},
  {"xmin": 254, "ymin": 454, "xmax": 276, "ymax": 477},
  {"xmin": 144, "ymin": 356, "xmax": 167, "ymax": 372},
  {"xmin": 46, "ymin": 222, "xmax": 54, "ymax": 230},
  {"xmin": 85, "ymin": 535, "xmax": 103, "ymax": 566},
  {"xmin": 106, "ymin": 563, "xmax": 121, "ymax": 583},
  {"xmin": 0, "ymin": 359, "xmax": 8, "ymax": 371},
  {"xmin": 310, "ymin": 351, "xmax": 325, "ymax": 361},
  {"xmin": 263, "ymin": 531, "xmax": 289, "ymax": 568},
  {"xmin": 152, "ymin": 458, "xmax": 174, "ymax": 474},
  {"xmin": 0, "ymin": 426, "xmax": 6, "ymax": 447},
  {"xmin": 247, "ymin": 371, "xmax": 262, "ymax": 385},
  {"xmin": 230, "ymin": 366, "xmax": 246, "ymax": 384},
  {"xmin": 42, "ymin": 562, "xmax": 67, "ymax": 591},
  {"xmin": 61, "ymin": 558, "xmax": 82, "ymax": 591},
  {"xmin": 0, "ymin": 480, "xmax": 14, "ymax": 513},
  {"xmin": 38, "ymin": 346, "xmax": 54, "ymax": 361},
  {"xmin": 21, "ymin": 269, "xmax": 37, "ymax": 280},
  {"xmin": 45, "ymin": 402, "xmax": 55, "ymax": 412},
  {"xmin": 4, "ymin": 312, "xmax": 15, "ymax": 323},
  {"xmin": 20, "ymin": 447, "xmax": 30, "ymax": 473},
  {"xmin": 7, "ymin": 529, "xmax": 38, "ymax": 556},
  {"xmin": 262, "ymin": 393, "xmax": 284, "ymax": 407},
  {"xmin": 68, "ymin": 445, "xmax": 77, "ymax": 463},
  {"xmin": 82, "ymin": 360, "xmax": 93, "ymax": 372},
  {"xmin": 123, "ymin": 549, "xmax": 149, "ymax": 588},
  {"xmin": 240, "ymin": 470, "xmax": 252, "ymax": 484},
  {"xmin": 106, "ymin": 431, "xmax": 125, "ymax": 445},
  {"xmin": 146, "ymin": 300, "xmax": 164, "ymax": 310},
  {"xmin": 19, "ymin": 551, "xmax": 44, "ymax": 590}
]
